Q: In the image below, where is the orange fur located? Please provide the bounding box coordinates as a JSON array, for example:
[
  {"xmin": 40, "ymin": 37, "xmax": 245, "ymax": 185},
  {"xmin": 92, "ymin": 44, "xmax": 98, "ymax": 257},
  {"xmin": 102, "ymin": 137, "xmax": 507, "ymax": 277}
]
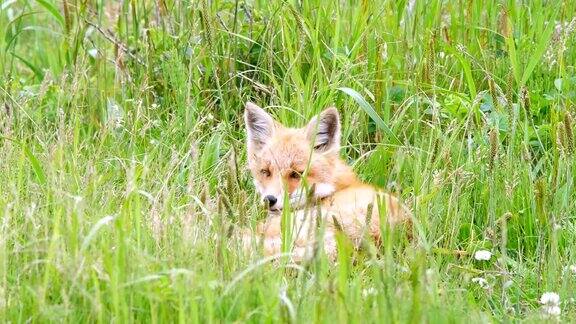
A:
[{"xmin": 242, "ymin": 102, "xmax": 411, "ymax": 262}]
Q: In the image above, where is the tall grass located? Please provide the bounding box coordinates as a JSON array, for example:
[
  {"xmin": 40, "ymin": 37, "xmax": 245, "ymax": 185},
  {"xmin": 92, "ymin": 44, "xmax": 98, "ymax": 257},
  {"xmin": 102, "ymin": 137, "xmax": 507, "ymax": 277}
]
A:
[{"xmin": 1, "ymin": 0, "xmax": 575, "ymax": 322}]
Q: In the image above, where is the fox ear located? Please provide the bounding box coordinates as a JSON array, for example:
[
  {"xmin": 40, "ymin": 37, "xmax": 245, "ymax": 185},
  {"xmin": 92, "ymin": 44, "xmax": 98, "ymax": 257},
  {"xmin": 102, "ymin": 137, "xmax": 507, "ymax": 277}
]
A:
[
  {"xmin": 306, "ymin": 107, "xmax": 341, "ymax": 153},
  {"xmin": 244, "ymin": 102, "xmax": 275, "ymax": 153}
]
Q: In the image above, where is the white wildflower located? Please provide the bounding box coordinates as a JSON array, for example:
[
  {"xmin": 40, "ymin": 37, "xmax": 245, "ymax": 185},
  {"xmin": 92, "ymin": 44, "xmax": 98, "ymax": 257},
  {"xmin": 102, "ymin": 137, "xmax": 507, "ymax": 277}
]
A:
[
  {"xmin": 362, "ymin": 287, "xmax": 378, "ymax": 298},
  {"xmin": 569, "ymin": 265, "xmax": 576, "ymax": 275},
  {"xmin": 544, "ymin": 305, "xmax": 561, "ymax": 316},
  {"xmin": 474, "ymin": 250, "xmax": 492, "ymax": 261},
  {"xmin": 471, "ymin": 277, "xmax": 489, "ymax": 289},
  {"xmin": 540, "ymin": 292, "xmax": 560, "ymax": 305},
  {"xmin": 87, "ymin": 48, "xmax": 98, "ymax": 58},
  {"xmin": 540, "ymin": 292, "xmax": 561, "ymax": 317}
]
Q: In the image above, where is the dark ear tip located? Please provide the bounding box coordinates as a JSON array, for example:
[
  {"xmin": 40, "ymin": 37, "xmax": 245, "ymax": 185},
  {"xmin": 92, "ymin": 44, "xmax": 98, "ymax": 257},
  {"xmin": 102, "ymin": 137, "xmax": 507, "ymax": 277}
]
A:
[
  {"xmin": 245, "ymin": 102, "xmax": 260, "ymax": 112},
  {"xmin": 323, "ymin": 107, "xmax": 339, "ymax": 118},
  {"xmin": 322, "ymin": 107, "xmax": 340, "ymax": 125},
  {"xmin": 244, "ymin": 102, "xmax": 259, "ymax": 121}
]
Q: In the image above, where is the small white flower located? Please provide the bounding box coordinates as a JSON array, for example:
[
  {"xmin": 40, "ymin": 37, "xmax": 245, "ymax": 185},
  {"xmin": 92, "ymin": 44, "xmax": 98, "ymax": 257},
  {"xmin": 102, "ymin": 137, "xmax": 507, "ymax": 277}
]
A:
[
  {"xmin": 87, "ymin": 48, "xmax": 98, "ymax": 58},
  {"xmin": 425, "ymin": 268, "xmax": 435, "ymax": 280},
  {"xmin": 569, "ymin": 265, "xmax": 576, "ymax": 275},
  {"xmin": 543, "ymin": 305, "xmax": 561, "ymax": 317},
  {"xmin": 362, "ymin": 287, "xmax": 378, "ymax": 298},
  {"xmin": 540, "ymin": 292, "xmax": 560, "ymax": 305},
  {"xmin": 471, "ymin": 277, "xmax": 489, "ymax": 289},
  {"xmin": 540, "ymin": 292, "xmax": 561, "ymax": 317},
  {"xmin": 474, "ymin": 250, "xmax": 492, "ymax": 261}
]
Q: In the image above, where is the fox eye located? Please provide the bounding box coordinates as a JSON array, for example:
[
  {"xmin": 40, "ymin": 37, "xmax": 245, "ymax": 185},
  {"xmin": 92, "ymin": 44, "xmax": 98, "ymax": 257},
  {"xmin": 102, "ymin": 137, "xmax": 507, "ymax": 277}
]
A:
[
  {"xmin": 289, "ymin": 171, "xmax": 301, "ymax": 180},
  {"xmin": 260, "ymin": 169, "xmax": 271, "ymax": 177}
]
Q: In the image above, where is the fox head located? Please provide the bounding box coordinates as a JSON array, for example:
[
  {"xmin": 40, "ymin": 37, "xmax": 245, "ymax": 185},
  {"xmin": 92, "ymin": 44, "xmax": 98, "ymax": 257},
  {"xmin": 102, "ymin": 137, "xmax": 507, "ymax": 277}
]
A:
[{"xmin": 244, "ymin": 102, "xmax": 349, "ymax": 211}]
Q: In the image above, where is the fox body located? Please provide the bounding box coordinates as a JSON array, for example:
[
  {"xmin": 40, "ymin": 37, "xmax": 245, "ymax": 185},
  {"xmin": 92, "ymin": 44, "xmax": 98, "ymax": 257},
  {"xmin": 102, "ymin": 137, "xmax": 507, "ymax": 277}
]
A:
[{"xmin": 243, "ymin": 102, "xmax": 411, "ymax": 262}]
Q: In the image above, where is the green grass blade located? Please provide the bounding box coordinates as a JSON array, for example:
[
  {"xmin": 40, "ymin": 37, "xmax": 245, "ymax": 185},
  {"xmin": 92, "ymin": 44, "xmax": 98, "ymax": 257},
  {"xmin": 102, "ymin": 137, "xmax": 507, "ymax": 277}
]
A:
[
  {"xmin": 11, "ymin": 51, "xmax": 44, "ymax": 80},
  {"xmin": 505, "ymin": 17, "xmax": 520, "ymax": 86},
  {"xmin": 23, "ymin": 145, "xmax": 46, "ymax": 185},
  {"xmin": 338, "ymin": 87, "xmax": 401, "ymax": 145},
  {"xmin": 519, "ymin": 20, "xmax": 556, "ymax": 87},
  {"xmin": 448, "ymin": 46, "xmax": 477, "ymax": 99},
  {"xmin": 33, "ymin": 0, "xmax": 65, "ymax": 28}
]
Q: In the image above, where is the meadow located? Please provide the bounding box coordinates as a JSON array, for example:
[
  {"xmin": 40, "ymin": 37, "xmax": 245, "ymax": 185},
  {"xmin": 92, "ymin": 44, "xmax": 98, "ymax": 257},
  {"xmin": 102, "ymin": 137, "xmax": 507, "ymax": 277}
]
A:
[{"xmin": 1, "ymin": 0, "xmax": 576, "ymax": 322}]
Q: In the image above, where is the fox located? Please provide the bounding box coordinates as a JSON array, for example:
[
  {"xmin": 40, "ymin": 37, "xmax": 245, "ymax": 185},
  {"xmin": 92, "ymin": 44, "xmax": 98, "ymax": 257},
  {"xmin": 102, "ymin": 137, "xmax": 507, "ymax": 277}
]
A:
[{"xmin": 242, "ymin": 102, "xmax": 411, "ymax": 262}]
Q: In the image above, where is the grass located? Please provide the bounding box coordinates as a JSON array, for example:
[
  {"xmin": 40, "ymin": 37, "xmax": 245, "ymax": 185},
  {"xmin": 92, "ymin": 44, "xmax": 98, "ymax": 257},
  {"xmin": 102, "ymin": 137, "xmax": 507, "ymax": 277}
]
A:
[{"xmin": 1, "ymin": 0, "xmax": 576, "ymax": 322}]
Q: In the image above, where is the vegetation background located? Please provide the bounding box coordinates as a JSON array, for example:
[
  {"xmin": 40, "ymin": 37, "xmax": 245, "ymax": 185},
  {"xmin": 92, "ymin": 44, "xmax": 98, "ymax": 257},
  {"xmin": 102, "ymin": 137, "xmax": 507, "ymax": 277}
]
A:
[{"xmin": 1, "ymin": 0, "xmax": 576, "ymax": 322}]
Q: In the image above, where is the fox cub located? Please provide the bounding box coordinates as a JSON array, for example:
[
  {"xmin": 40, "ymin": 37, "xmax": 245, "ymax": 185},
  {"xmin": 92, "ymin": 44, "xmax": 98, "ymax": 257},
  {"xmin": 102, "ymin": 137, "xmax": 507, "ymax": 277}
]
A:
[{"xmin": 242, "ymin": 102, "xmax": 411, "ymax": 262}]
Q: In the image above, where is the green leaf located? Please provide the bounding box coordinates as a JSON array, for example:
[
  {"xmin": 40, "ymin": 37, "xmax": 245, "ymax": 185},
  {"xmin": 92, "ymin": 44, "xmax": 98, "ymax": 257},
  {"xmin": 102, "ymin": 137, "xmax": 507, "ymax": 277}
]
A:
[
  {"xmin": 23, "ymin": 145, "xmax": 47, "ymax": 185},
  {"xmin": 11, "ymin": 52, "xmax": 44, "ymax": 80},
  {"xmin": 34, "ymin": 0, "xmax": 64, "ymax": 28},
  {"xmin": 450, "ymin": 47, "xmax": 477, "ymax": 99},
  {"xmin": 520, "ymin": 20, "xmax": 555, "ymax": 87},
  {"xmin": 0, "ymin": 136, "xmax": 46, "ymax": 185},
  {"xmin": 505, "ymin": 20, "xmax": 521, "ymax": 86},
  {"xmin": 506, "ymin": 39, "xmax": 520, "ymax": 85},
  {"xmin": 338, "ymin": 87, "xmax": 401, "ymax": 145}
]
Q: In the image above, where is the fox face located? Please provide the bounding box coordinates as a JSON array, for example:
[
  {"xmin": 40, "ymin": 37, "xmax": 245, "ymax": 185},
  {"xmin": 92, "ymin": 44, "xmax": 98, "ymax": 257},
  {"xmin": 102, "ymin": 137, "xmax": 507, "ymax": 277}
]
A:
[{"xmin": 244, "ymin": 102, "xmax": 344, "ymax": 211}]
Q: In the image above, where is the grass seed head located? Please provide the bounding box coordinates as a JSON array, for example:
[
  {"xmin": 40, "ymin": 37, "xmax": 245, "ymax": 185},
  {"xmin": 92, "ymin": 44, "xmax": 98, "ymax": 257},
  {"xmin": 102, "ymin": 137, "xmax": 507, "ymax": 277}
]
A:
[
  {"xmin": 564, "ymin": 112, "xmax": 574, "ymax": 153},
  {"xmin": 489, "ymin": 127, "xmax": 499, "ymax": 170},
  {"xmin": 556, "ymin": 122, "xmax": 567, "ymax": 155},
  {"xmin": 520, "ymin": 86, "xmax": 530, "ymax": 112}
]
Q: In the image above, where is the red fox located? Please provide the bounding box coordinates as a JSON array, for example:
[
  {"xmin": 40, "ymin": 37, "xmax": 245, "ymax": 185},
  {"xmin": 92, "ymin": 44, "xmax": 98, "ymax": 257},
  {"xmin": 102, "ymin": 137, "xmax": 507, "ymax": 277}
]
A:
[{"xmin": 242, "ymin": 102, "xmax": 411, "ymax": 262}]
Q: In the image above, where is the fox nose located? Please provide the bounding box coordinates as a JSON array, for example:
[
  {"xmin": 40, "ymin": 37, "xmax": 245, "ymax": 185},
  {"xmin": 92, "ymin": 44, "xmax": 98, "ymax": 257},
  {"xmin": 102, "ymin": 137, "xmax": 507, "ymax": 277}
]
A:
[{"xmin": 263, "ymin": 195, "xmax": 278, "ymax": 208}]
